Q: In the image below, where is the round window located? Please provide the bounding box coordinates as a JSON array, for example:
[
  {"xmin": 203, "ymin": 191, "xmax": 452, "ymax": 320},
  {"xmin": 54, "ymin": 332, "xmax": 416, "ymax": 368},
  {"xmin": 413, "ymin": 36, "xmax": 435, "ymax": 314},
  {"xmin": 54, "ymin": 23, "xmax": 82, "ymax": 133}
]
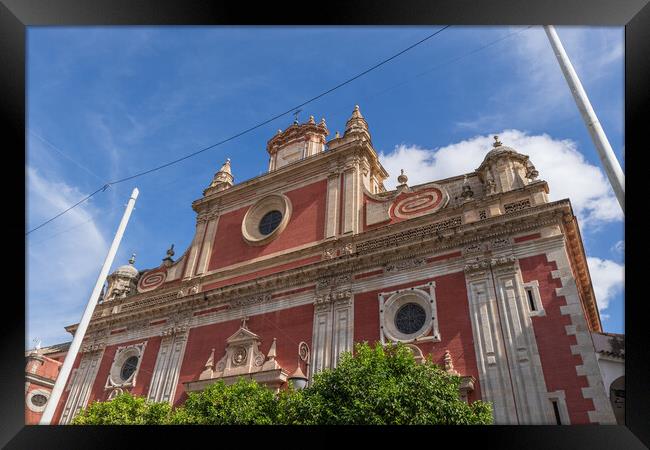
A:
[
  {"xmin": 120, "ymin": 356, "xmax": 139, "ymax": 381},
  {"xmin": 259, "ymin": 210, "xmax": 283, "ymax": 235},
  {"xmin": 394, "ymin": 303, "xmax": 427, "ymax": 335},
  {"xmin": 31, "ymin": 394, "xmax": 48, "ymax": 407}
]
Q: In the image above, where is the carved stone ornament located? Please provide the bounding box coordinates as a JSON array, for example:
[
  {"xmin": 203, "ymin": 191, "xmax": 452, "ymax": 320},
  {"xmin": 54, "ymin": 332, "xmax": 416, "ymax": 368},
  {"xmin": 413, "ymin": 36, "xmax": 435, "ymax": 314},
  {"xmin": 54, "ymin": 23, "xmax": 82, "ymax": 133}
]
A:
[
  {"xmin": 314, "ymin": 290, "xmax": 352, "ymax": 312},
  {"xmin": 384, "ymin": 257, "xmax": 426, "ymax": 273},
  {"xmin": 197, "ymin": 324, "xmax": 282, "ymax": 383},
  {"xmin": 490, "ymin": 236, "xmax": 512, "ymax": 249},
  {"xmin": 323, "ymin": 248, "xmax": 336, "ymax": 259},
  {"xmin": 177, "ymin": 282, "xmax": 201, "ymax": 298},
  {"xmin": 463, "ymin": 242, "xmax": 485, "ymax": 255},
  {"xmin": 342, "ymin": 243, "xmax": 356, "ymax": 255},
  {"xmin": 105, "ymin": 342, "xmax": 147, "ymax": 390},
  {"xmin": 316, "ymin": 274, "xmax": 352, "ymax": 290},
  {"xmin": 231, "ymin": 294, "xmax": 270, "ymax": 308}
]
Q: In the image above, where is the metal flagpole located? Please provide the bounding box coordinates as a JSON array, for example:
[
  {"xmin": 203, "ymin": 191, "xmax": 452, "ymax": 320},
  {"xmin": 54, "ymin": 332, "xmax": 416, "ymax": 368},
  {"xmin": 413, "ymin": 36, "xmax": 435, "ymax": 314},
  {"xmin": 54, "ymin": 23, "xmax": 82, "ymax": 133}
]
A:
[
  {"xmin": 39, "ymin": 187, "xmax": 140, "ymax": 425},
  {"xmin": 544, "ymin": 25, "xmax": 625, "ymax": 212}
]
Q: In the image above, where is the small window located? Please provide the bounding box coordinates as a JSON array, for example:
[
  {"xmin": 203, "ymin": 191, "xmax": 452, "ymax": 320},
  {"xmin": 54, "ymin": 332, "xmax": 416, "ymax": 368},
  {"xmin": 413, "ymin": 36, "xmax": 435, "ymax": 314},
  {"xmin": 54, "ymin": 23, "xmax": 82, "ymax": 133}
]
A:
[
  {"xmin": 120, "ymin": 356, "xmax": 139, "ymax": 381},
  {"xmin": 259, "ymin": 210, "xmax": 283, "ymax": 235},
  {"xmin": 526, "ymin": 288, "xmax": 536, "ymax": 311},
  {"xmin": 31, "ymin": 394, "xmax": 48, "ymax": 407},
  {"xmin": 551, "ymin": 400, "xmax": 562, "ymax": 425}
]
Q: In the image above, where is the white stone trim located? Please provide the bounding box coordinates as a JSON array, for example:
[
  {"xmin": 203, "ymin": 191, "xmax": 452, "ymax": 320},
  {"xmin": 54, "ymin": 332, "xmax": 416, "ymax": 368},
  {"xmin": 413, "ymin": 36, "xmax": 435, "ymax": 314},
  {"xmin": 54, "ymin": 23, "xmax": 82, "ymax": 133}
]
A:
[
  {"xmin": 105, "ymin": 341, "xmax": 147, "ymax": 390},
  {"xmin": 544, "ymin": 244, "xmax": 616, "ymax": 424},
  {"xmin": 26, "ymin": 388, "xmax": 50, "ymax": 413},
  {"xmin": 547, "ymin": 390, "xmax": 571, "ymax": 425},
  {"xmin": 522, "ymin": 280, "xmax": 545, "ymax": 316},
  {"xmin": 241, "ymin": 194, "xmax": 292, "ymax": 246},
  {"xmin": 491, "ymin": 263, "xmax": 551, "ymax": 424},
  {"xmin": 465, "ymin": 273, "xmax": 518, "ymax": 424},
  {"xmin": 196, "ymin": 216, "xmax": 219, "ymax": 275},
  {"xmin": 147, "ymin": 330, "xmax": 189, "ymax": 404},
  {"xmin": 184, "ymin": 221, "xmax": 208, "ymax": 279},
  {"xmin": 59, "ymin": 349, "xmax": 104, "ymax": 424},
  {"xmin": 378, "ymin": 282, "xmax": 440, "ymax": 344},
  {"xmin": 325, "ymin": 173, "xmax": 340, "ymax": 238}
]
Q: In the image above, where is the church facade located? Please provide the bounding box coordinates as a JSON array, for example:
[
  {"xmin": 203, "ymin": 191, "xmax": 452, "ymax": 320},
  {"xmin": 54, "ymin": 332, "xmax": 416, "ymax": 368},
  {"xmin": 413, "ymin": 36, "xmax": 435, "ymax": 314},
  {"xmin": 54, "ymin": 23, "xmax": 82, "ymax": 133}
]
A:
[{"xmin": 47, "ymin": 106, "xmax": 615, "ymax": 425}]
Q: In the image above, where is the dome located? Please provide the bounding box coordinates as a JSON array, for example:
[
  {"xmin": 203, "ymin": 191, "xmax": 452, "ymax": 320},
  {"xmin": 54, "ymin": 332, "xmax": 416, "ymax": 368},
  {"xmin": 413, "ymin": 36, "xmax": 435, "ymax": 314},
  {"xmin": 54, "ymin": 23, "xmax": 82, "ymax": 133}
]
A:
[{"xmin": 111, "ymin": 254, "xmax": 138, "ymax": 278}]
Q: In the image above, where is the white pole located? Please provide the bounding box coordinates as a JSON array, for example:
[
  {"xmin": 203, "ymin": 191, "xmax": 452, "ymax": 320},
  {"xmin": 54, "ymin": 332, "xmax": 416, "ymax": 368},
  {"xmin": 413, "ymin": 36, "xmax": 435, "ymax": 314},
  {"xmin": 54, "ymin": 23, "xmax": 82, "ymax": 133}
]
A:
[
  {"xmin": 544, "ymin": 25, "xmax": 625, "ymax": 212},
  {"xmin": 39, "ymin": 187, "xmax": 140, "ymax": 425}
]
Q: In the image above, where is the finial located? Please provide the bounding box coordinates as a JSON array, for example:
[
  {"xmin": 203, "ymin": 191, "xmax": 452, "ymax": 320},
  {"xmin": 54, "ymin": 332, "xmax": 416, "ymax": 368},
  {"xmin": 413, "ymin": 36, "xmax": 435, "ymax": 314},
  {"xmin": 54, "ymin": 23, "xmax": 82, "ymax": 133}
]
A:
[
  {"xmin": 241, "ymin": 316, "xmax": 249, "ymax": 329},
  {"xmin": 493, "ymin": 135, "xmax": 502, "ymax": 148},
  {"xmin": 397, "ymin": 169, "xmax": 408, "ymax": 186},
  {"xmin": 277, "ymin": 129, "xmax": 282, "ymax": 134},
  {"xmin": 167, "ymin": 244, "xmax": 175, "ymax": 258},
  {"xmin": 320, "ymin": 117, "xmax": 326, "ymax": 126},
  {"xmin": 350, "ymin": 104, "xmax": 364, "ymax": 119},
  {"xmin": 335, "ymin": 131, "xmax": 340, "ymax": 138},
  {"xmin": 128, "ymin": 253, "xmax": 136, "ymax": 265},
  {"xmin": 293, "ymin": 109, "xmax": 302, "ymax": 124},
  {"xmin": 32, "ymin": 337, "xmax": 42, "ymax": 351},
  {"xmin": 308, "ymin": 115, "xmax": 315, "ymax": 124}
]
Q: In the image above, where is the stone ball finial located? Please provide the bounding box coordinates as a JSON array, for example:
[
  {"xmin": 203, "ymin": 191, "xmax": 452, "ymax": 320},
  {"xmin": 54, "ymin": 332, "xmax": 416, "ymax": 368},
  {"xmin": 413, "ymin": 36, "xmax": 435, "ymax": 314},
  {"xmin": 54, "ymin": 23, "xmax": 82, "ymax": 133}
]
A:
[
  {"xmin": 308, "ymin": 115, "xmax": 315, "ymax": 124},
  {"xmin": 397, "ymin": 169, "xmax": 408, "ymax": 185},
  {"xmin": 493, "ymin": 135, "xmax": 502, "ymax": 148},
  {"xmin": 335, "ymin": 131, "xmax": 340, "ymax": 138},
  {"xmin": 129, "ymin": 253, "xmax": 136, "ymax": 265}
]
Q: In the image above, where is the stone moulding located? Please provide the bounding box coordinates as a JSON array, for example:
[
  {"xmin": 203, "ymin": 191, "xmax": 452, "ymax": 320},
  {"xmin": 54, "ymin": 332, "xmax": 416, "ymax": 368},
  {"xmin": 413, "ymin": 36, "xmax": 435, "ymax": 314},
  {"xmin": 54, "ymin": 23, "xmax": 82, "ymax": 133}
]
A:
[{"xmin": 78, "ymin": 200, "xmax": 589, "ymax": 334}]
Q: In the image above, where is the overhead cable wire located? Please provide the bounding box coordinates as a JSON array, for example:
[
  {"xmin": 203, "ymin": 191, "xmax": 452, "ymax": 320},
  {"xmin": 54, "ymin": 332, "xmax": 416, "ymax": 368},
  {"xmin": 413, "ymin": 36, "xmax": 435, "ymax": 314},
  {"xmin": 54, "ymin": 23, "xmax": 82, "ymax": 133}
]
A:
[{"xmin": 26, "ymin": 26, "xmax": 450, "ymax": 236}]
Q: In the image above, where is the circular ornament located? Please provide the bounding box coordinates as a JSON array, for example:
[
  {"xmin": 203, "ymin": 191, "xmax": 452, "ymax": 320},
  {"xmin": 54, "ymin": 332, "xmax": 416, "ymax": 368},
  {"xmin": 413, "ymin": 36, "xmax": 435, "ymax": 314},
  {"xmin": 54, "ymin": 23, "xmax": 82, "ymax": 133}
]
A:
[{"xmin": 137, "ymin": 268, "xmax": 167, "ymax": 293}]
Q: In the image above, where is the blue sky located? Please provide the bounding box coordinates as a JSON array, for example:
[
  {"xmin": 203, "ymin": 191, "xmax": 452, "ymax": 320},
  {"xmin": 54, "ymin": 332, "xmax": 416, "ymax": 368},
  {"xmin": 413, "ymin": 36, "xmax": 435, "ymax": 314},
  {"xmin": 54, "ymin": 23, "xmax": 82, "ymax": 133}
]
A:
[{"xmin": 26, "ymin": 26, "xmax": 624, "ymax": 348}]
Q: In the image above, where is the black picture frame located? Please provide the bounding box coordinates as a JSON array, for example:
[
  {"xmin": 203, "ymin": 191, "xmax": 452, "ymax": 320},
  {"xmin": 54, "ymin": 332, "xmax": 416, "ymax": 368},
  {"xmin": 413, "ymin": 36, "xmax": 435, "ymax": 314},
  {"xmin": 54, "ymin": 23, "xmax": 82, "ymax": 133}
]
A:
[{"xmin": 4, "ymin": 0, "xmax": 648, "ymax": 448}]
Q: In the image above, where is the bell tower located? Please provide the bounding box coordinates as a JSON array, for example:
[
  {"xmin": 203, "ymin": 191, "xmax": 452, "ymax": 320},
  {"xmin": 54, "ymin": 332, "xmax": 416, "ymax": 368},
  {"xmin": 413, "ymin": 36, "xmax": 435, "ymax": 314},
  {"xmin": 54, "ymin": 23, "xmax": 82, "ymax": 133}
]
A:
[{"xmin": 266, "ymin": 114, "xmax": 329, "ymax": 171}]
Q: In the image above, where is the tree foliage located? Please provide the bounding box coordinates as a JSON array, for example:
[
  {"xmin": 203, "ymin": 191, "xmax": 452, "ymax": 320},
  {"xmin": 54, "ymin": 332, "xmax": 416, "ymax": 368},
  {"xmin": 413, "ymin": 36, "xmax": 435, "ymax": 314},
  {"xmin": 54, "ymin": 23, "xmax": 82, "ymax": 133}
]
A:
[
  {"xmin": 71, "ymin": 392, "xmax": 171, "ymax": 425},
  {"xmin": 71, "ymin": 342, "xmax": 492, "ymax": 425},
  {"xmin": 168, "ymin": 378, "xmax": 278, "ymax": 425},
  {"xmin": 279, "ymin": 342, "xmax": 493, "ymax": 425}
]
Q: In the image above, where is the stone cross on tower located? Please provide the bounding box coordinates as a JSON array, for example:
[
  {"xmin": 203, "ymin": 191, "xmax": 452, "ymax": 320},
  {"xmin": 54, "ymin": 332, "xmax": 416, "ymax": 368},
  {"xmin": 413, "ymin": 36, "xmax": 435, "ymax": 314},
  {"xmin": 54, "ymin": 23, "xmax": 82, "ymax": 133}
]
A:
[{"xmin": 241, "ymin": 316, "xmax": 250, "ymax": 329}]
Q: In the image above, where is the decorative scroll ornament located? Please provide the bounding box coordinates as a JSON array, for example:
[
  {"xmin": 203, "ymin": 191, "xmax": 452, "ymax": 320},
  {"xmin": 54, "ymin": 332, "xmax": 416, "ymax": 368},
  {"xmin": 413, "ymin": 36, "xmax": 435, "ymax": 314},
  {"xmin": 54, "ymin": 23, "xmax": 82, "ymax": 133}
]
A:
[
  {"xmin": 391, "ymin": 186, "xmax": 448, "ymax": 219},
  {"xmin": 137, "ymin": 267, "xmax": 167, "ymax": 293}
]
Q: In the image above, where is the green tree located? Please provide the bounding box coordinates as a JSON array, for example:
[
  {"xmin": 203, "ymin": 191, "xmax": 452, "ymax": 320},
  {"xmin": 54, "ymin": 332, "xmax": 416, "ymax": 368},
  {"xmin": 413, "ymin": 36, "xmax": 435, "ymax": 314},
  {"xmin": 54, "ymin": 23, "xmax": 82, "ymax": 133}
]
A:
[
  {"xmin": 71, "ymin": 392, "xmax": 171, "ymax": 425},
  {"xmin": 72, "ymin": 342, "xmax": 491, "ymax": 425},
  {"xmin": 279, "ymin": 342, "xmax": 493, "ymax": 425},
  {"xmin": 168, "ymin": 378, "xmax": 278, "ymax": 425}
]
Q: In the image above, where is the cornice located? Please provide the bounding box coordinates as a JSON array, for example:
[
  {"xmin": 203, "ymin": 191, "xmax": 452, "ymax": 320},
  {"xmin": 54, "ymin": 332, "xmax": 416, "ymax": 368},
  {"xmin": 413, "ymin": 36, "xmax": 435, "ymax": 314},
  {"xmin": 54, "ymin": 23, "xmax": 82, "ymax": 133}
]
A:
[{"xmin": 79, "ymin": 199, "xmax": 573, "ymax": 334}]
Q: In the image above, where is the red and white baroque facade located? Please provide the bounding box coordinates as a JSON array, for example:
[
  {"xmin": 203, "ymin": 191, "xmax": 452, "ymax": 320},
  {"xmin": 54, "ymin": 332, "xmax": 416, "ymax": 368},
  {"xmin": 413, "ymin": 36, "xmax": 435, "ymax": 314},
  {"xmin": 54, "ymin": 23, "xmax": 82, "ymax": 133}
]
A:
[{"xmin": 47, "ymin": 106, "xmax": 615, "ymax": 425}]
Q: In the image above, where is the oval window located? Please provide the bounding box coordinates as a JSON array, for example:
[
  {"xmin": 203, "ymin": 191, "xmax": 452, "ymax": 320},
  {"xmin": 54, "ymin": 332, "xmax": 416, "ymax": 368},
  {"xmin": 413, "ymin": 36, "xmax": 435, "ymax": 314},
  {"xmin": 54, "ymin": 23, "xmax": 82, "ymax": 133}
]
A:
[
  {"xmin": 31, "ymin": 394, "xmax": 48, "ymax": 407},
  {"xmin": 120, "ymin": 356, "xmax": 139, "ymax": 381},
  {"xmin": 259, "ymin": 210, "xmax": 283, "ymax": 235}
]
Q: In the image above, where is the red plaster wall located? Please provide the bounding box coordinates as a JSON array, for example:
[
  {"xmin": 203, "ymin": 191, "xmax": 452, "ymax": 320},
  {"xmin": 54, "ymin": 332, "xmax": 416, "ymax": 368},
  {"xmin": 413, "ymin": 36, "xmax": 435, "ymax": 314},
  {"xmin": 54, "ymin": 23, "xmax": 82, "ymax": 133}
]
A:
[
  {"xmin": 174, "ymin": 303, "xmax": 314, "ymax": 406},
  {"xmin": 519, "ymin": 254, "xmax": 595, "ymax": 424},
  {"xmin": 353, "ymin": 271, "xmax": 482, "ymax": 402},
  {"xmin": 208, "ymin": 180, "xmax": 327, "ymax": 271},
  {"xmin": 87, "ymin": 336, "xmax": 162, "ymax": 403}
]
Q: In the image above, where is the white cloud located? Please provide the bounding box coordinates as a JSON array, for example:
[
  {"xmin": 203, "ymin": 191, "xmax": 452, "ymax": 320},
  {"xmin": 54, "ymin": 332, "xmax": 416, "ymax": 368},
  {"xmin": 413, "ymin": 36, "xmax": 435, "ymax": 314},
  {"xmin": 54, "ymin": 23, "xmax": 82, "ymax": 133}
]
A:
[
  {"xmin": 450, "ymin": 27, "xmax": 623, "ymax": 138},
  {"xmin": 611, "ymin": 240, "xmax": 624, "ymax": 255},
  {"xmin": 26, "ymin": 166, "xmax": 109, "ymax": 348},
  {"xmin": 586, "ymin": 256, "xmax": 624, "ymax": 314},
  {"xmin": 378, "ymin": 129, "xmax": 623, "ymax": 229}
]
